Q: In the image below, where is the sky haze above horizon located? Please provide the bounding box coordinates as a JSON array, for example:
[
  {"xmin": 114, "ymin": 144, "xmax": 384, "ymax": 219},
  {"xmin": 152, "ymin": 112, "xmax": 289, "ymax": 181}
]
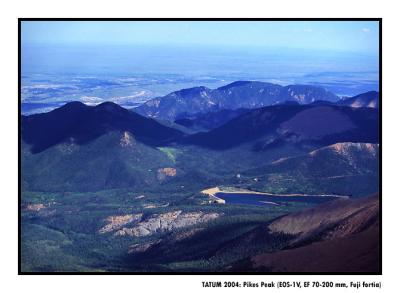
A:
[{"xmin": 22, "ymin": 20, "xmax": 379, "ymax": 55}]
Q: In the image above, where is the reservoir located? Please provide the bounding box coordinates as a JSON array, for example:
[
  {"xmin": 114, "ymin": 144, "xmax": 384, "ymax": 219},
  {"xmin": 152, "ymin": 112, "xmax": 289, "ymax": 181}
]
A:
[{"xmin": 215, "ymin": 192, "xmax": 342, "ymax": 206}]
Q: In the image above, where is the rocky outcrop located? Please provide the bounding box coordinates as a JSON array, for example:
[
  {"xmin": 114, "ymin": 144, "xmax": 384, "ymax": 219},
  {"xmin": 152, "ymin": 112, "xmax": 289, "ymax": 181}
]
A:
[
  {"xmin": 99, "ymin": 214, "xmax": 143, "ymax": 234},
  {"xmin": 56, "ymin": 138, "xmax": 79, "ymax": 154},
  {"xmin": 24, "ymin": 203, "xmax": 47, "ymax": 211},
  {"xmin": 157, "ymin": 167, "xmax": 177, "ymax": 181},
  {"xmin": 115, "ymin": 211, "xmax": 219, "ymax": 237},
  {"xmin": 127, "ymin": 228, "xmax": 206, "ymax": 255},
  {"xmin": 328, "ymin": 142, "xmax": 378, "ymax": 157},
  {"xmin": 120, "ymin": 131, "xmax": 135, "ymax": 147}
]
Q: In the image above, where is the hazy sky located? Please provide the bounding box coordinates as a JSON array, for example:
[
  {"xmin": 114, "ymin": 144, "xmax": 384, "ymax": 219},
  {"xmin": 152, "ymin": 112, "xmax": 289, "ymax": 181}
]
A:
[{"xmin": 21, "ymin": 20, "xmax": 379, "ymax": 54}]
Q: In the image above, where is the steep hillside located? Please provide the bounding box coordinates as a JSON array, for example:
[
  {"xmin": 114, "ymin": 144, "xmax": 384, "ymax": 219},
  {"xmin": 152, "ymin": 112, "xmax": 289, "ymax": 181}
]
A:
[
  {"xmin": 122, "ymin": 195, "xmax": 379, "ymax": 273},
  {"xmin": 174, "ymin": 108, "xmax": 250, "ymax": 131},
  {"xmin": 183, "ymin": 104, "xmax": 379, "ymax": 150},
  {"xmin": 241, "ymin": 142, "xmax": 379, "ymax": 196},
  {"xmin": 22, "ymin": 101, "xmax": 184, "ymax": 154},
  {"xmin": 21, "ymin": 102, "xmax": 379, "ymax": 194},
  {"xmin": 21, "ymin": 131, "xmax": 177, "ymax": 192},
  {"xmin": 230, "ymin": 195, "xmax": 379, "ymax": 272}
]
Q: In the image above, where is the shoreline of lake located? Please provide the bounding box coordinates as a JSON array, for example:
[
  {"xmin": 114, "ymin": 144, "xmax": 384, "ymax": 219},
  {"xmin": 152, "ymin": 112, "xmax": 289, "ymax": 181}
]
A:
[{"xmin": 201, "ymin": 186, "xmax": 349, "ymax": 199}]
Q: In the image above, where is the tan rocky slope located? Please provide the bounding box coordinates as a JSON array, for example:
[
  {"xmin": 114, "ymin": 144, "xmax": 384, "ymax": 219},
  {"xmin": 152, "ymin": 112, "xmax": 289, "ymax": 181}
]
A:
[
  {"xmin": 231, "ymin": 195, "xmax": 380, "ymax": 272},
  {"xmin": 99, "ymin": 210, "xmax": 220, "ymax": 237},
  {"xmin": 251, "ymin": 223, "xmax": 379, "ymax": 272},
  {"xmin": 267, "ymin": 194, "xmax": 379, "ymax": 246}
]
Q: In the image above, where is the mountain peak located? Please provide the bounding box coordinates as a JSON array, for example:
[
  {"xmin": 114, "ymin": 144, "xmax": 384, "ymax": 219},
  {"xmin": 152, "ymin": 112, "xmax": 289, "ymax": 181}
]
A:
[
  {"xmin": 217, "ymin": 81, "xmax": 253, "ymax": 90},
  {"xmin": 174, "ymin": 86, "xmax": 210, "ymax": 95},
  {"xmin": 95, "ymin": 101, "xmax": 129, "ymax": 114},
  {"xmin": 57, "ymin": 101, "xmax": 88, "ymax": 110}
]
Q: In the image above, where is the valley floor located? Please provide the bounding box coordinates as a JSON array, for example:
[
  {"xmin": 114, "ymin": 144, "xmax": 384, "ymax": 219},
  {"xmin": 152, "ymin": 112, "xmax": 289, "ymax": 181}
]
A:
[{"xmin": 20, "ymin": 188, "xmax": 379, "ymax": 273}]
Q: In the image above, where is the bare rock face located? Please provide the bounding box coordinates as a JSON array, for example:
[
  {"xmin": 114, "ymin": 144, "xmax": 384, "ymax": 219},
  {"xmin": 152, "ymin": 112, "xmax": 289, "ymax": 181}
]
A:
[
  {"xmin": 157, "ymin": 167, "xmax": 177, "ymax": 181},
  {"xmin": 56, "ymin": 138, "xmax": 79, "ymax": 154},
  {"xmin": 120, "ymin": 131, "xmax": 135, "ymax": 147},
  {"xmin": 127, "ymin": 228, "xmax": 206, "ymax": 255},
  {"xmin": 24, "ymin": 203, "xmax": 47, "ymax": 211},
  {"xmin": 22, "ymin": 202, "xmax": 58, "ymax": 218},
  {"xmin": 115, "ymin": 211, "xmax": 220, "ymax": 237},
  {"xmin": 328, "ymin": 142, "xmax": 378, "ymax": 157},
  {"xmin": 99, "ymin": 214, "xmax": 143, "ymax": 234}
]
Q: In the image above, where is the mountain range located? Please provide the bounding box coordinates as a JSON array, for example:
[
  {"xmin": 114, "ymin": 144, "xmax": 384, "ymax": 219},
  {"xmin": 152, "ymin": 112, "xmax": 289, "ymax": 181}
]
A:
[
  {"xmin": 182, "ymin": 104, "xmax": 379, "ymax": 150},
  {"xmin": 134, "ymin": 81, "xmax": 379, "ymax": 122},
  {"xmin": 21, "ymin": 96, "xmax": 379, "ymax": 195},
  {"xmin": 21, "ymin": 81, "xmax": 380, "ymax": 273},
  {"xmin": 134, "ymin": 81, "xmax": 340, "ymax": 120},
  {"xmin": 22, "ymin": 95, "xmax": 379, "ymax": 155}
]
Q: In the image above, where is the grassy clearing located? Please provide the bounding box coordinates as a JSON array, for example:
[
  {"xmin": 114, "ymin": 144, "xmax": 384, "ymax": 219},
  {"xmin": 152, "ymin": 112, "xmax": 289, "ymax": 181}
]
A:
[{"xmin": 157, "ymin": 147, "xmax": 181, "ymax": 163}]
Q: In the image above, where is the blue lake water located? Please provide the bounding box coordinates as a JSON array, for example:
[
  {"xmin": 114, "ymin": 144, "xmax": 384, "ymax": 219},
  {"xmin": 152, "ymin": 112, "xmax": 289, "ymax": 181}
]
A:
[{"xmin": 216, "ymin": 192, "xmax": 340, "ymax": 206}]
